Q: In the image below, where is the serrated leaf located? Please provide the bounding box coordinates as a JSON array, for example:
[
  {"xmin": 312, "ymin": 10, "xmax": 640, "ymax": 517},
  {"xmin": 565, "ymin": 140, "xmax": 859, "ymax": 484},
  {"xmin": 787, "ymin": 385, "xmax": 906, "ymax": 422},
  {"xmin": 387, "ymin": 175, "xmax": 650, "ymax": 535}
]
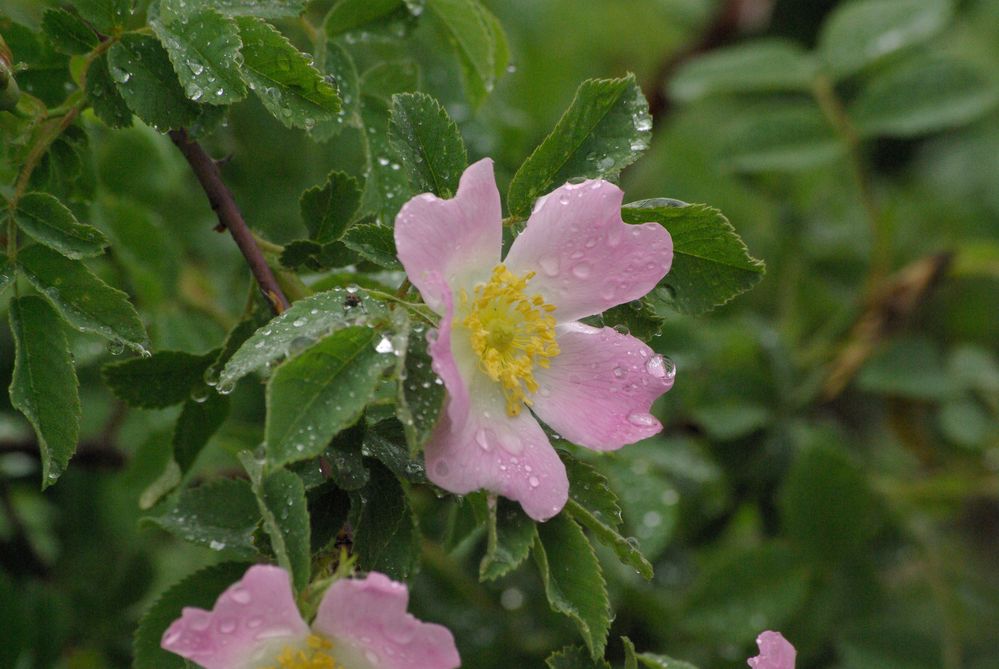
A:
[
  {"xmin": 562, "ymin": 458, "xmax": 653, "ymax": 580},
  {"xmin": 850, "ymin": 57, "xmax": 999, "ymax": 138},
  {"xmin": 546, "ymin": 646, "xmax": 613, "ymax": 669},
  {"xmin": 351, "ymin": 463, "xmax": 419, "ymax": 579},
  {"xmin": 325, "ymin": 0, "xmax": 406, "ymax": 36},
  {"xmin": 74, "ymin": 0, "xmax": 130, "ymax": 33},
  {"xmin": 265, "ymin": 326, "xmax": 395, "ymax": 467},
  {"xmin": 362, "ymin": 419, "xmax": 427, "ymax": 483},
  {"xmin": 507, "ymin": 74, "xmax": 651, "ymax": 218},
  {"xmin": 185, "ymin": 0, "xmax": 308, "ymax": 18},
  {"xmin": 389, "ymin": 92, "xmax": 467, "ymax": 198},
  {"xmin": 311, "ymin": 40, "xmax": 360, "ymax": 141},
  {"xmin": 624, "ymin": 637, "xmax": 638, "ymax": 669},
  {"xmin": 300, "ymin": 170, "xmax": 362, "ymax": 243},
  {"xmin": 718, "ymin": 102, "xmax": 841, "ymax": 173},
  {"xmin": 817, "ymin": 0, "xmax": 953, "ymax": 79},
  {"xmin": 670, "ymin": 38, "xmax": 816, "ymax": 101},
  {"xmin": 480, "ymin": 498, "xmax": 535, "ymax": 581},
  {"xmin": 235, "ymin": 16, "xmax": 341, "ymax": 130},
  {"xmin": 280, "ymin": 239, "xmax": 355, "ymax": 271},
  {"xmin": 779, "ymin": 439, "xmax": 877, "ymax": 563},
  {"xmin": 14, "ymin": 192, "xmax": 107, "ymax": 259},
  {"xmin": 534, "ymin": 514, "xmax": 610, "ymax": 658},
  {"xmin": 107, "ymin": 34, "xmax": 202, "ymax": 131},
  {"xmin": 102, "ymin": 350, "xmax": 215, "ymax": 409},
  {"xmin": 427, "ymin": 0, "xmax": 495, "ymax": 105},
  {"xmin": 86, "ymin": 54, "xmax": 133, "ymax": 128},
  {"xmin": 360, "ymin": 95, "xmax": 412, "ymax": 226},
  {"xmin": 147, "ymin": 479, "xmax": 260, "ymax": 557},
  {"xmin": 151, "ymin": 8, "xmax": 248, "ymax": 106},
  {"xmin": 41, "ymin": 8, "xmax": 98, "ymax": 55},
  {"xmin": 342, "ymin": 222, "xmax": 401, "ymax": 270},
  {"xmin": 173, "ymin": 392, "xmax": 230, "ymax": 472},
  {"xmin": 258, "ymin": 469, "xmax": 311, "ymax": 592},
  {"xmin": 622, "ymin": 201, "xmax": 765, "ymax": 315},
  {"xmin": 133, "ymin": 562, "xmax": 250, "ymax": 669},
  {"xmin": 395, "ymin": 317, "xmax": 444, "ymax": 454},
  {"xmin": 17, "ymin": 244, "xmax": 147, "ymax": 351},
  {"xmin": 219, "ymin": 287, "xmax": 390, "ymax": 387},
  {"xmin": 9, "ymin": 296, "xmax": 80, "ymax": 488},
  {"xmin": 360, "ymin": 59, "xmax": 420, "ymax": 102}
]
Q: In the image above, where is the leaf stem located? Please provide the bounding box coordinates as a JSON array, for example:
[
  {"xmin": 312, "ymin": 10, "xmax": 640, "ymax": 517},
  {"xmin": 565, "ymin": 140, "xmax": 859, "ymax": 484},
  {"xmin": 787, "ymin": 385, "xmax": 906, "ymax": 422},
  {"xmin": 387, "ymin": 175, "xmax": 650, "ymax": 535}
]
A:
[{"xmin": 168, "ymin": 128, "xmax": 291, "ymax": 315}]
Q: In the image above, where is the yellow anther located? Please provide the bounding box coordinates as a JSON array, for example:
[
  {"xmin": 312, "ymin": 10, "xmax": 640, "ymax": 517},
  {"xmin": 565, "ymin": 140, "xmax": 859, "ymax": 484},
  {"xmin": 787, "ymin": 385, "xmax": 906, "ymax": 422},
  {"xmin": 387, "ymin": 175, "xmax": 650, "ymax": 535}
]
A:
[
  {"xmin": 261, "ymin": 634, "xmax": 341, "ymax": 669},
  {"xmin": 460, "ymin": 265, "xmax": 559, "ymax": 416}
]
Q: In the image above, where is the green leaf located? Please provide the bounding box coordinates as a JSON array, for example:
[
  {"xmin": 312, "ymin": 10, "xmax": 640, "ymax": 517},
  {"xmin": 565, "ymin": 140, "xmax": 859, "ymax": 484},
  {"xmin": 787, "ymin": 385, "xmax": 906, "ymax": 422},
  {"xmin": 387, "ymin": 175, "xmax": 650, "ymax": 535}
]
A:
[
  {"xmin": 534, "ymin": 514, "xmax": 610, "ymax": 658},
  {"xmin": 107, "ymin": 34, "xmax": 201, "ymax": 131},
  {"xmin": 14, "ymin": 192, "xmax": 108, "ymax": 259},
  {"xmin": 718, "ymin": 102, "xmax": 841, "ymax": 172},
  {"xmin": 325, "ymin": 0, "xmax": 405, "ymax": 36},
  {"xmin": 362, "ymin": 420, "xmax": 428, "ymax": 483},
  {"xmin": 173, "ymin": 392, "xmax": 230, "ymax": 472},
  {"xmin": 0, "ymin": 257, "xmax": 15, "ymax": 296},
  {"xmin": 360, "ymin": 95, "xmax": 412, "ymax": 226},
  {"xmin": 147, "ymin": 479, "xmax": 260, "ymax": 558},
  {"xmin": 396, "ymin": 317, "xmax": 444, "ymax": 454},
  {"xmin": 280, "ymin": 239, "xmax": 355, "ymax": 271},
  {"xmin": 360, "ymin": 60, "xmax": 421, "ymax": 103},
  {"xmin": 351, "ymin": 463, "xmax": 419, "ymax": 579},
  {"xmin": 636, "ymin": 654, "xmax": 700, "ymax": 669},
  {"xmin": 97, "ymin": 199, "xmax": 178, "ymax": 305},
  {"xmin": 388, "ymin": 92, "xmax": 467, "ymax": 198},
  {"xmin": 850, "ymin": 57, "xmax": 999, "ymax": 138},
  {"xmin": 780, "ymin": 439, "xmax": 878, "ymax": 563},
  {"xmin": 342, "ymin": 222, "xmax": 401, "ymax": 270},
  {"xmin": 219, "ymin": 287, "xmax": 390, "ymax": 387},
  {"xmin": 235, "ymin": 16, "xmax": 341, "ymax": 130},
  {"xmin": 563, "ymin": 460, "xmax": 653, "ymax": 580},
  {"xmin": 857, "ymin": 336, "xmax": 953, "ymax": 399},
  {"xmin": 73, "ymin": 0, "xmax": 130, "ymax": 33},
  {"xmin": 300, "ymin": 170, "xmax": 362, "ymax": 243},
  {"xmin": 507, "ymin": 74, "xmax": 651, "ymax": 219},
  {"xmin": 17, "ymin": 244, "xmax": 147, "ymax": 351},
  {"xmin": 427, "ymin": 0, "xmax": 496, "ymax": 105},
  {"xmin": 151, "ymin": 8, "xmax": 248, "ymax": 106},
  {"xmin": 86, "ymin": 54, "xmax": 133, "ymax": 128},
  {"xmin": 670, "ymin": 39, "xmax": 817, "ymax": 101},
  {"xmin": 311, "ymin": 40, "xmax": 360, "ymax": 141},
  {"xmin": 102, "ymin": 350, "xmax": 215, "ymax": 409},
  {"xmin": 179, "ymin": 0, "xmax": 308, "ymax": 18},
  {"xmin": 265, "ymin": 326, "xmax": 395, "ymax": 467},
  {"xmin": 546, "ymin": 646, "xmax": 613, "ymax": 669},
  {"xmin": 681, "ymin": 543, "xmax": 809, "ymax": 644},
  {"xmin": 480, "ymin": 497, "xmax": 536, "ymax": 581},
  {"xmin": 8, "ymin": 296, "xmax": 80, "ymax": 488},
  {"xmin": 258, "ymin": 468, "xmax": 311, "ymax": 592},
  {"xmin": 624, "ymin": 637, "xmax": 639, "ymax": 669},
  {"xmin": 690, "ymin": 401, "xmax": 771, "ymax": 440},
  {"xmin": 41, "ymin": 8, "xmax": 98, "ymax": 55},
  {"xmin": 133, "ymin": 562, "xmax": 250, "ymax": 669},
  {"xmin": 817, "ymin": 0, "xmax": 953, "ymax": 79},
  {"xmin": 622, "ymin": 201, "xmax": 765, "ymax": 315}
]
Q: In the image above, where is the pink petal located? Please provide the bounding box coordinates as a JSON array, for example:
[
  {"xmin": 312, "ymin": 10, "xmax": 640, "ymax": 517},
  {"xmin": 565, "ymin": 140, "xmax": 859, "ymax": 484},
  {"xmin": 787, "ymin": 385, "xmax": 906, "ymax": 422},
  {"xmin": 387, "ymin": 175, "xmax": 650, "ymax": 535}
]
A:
[
  {"xmin": 747, "ymin": 631, "xmax": 796, "ymax": 669},
  {"xmin": 423, "ymin": 271, "xmax": 470, "ymax": 426},
  {"xmin": 531, "ymin": 322, "xmax": 674, "ymax": 451},
  {"xmin": 425, "ymin": 375, "xmax": 569, "ymax": 521},
  {"xmin": 160, "ymin": 565, "xmax": 310, "ymax": 669},
  {"xmin": 504, "ymin": 179, "xmax": 672, "ymax": 322},
  {"xmin": 394, "ymin": 158, "xmax": 502, "ymax": 313},
  {"xmin": 313, "ymin": 572, "xmax": 460, "ymax": 669}
]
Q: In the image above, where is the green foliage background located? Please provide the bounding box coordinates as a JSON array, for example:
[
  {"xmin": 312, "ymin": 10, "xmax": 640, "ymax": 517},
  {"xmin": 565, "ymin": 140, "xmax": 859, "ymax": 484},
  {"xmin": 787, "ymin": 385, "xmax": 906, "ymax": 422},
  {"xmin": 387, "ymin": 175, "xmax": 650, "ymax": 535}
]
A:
[{"xmin": 0, "ymin": 0, "xmax": 998, "ymax": 668}]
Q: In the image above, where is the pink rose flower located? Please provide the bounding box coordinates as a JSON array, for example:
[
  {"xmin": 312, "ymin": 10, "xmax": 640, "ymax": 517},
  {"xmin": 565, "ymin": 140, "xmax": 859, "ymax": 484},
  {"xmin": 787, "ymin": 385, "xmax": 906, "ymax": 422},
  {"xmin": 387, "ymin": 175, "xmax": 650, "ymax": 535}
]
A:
[
  {"xmin": 395, "ymin": 159, "xmax": 675, "ymax": 521},
  {"xmin": 161, "ymin": 565, "xmax": 460, "ymax": 669},
  {"xmin": 747, "ymin": 630, "xmax": 796, "ymax": 669}
]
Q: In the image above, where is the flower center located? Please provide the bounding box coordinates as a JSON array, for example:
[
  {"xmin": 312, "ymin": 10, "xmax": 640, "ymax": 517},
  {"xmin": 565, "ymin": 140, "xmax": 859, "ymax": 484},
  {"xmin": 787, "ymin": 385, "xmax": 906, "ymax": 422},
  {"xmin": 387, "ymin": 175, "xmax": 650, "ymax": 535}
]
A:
[
  {"xmin": 263, "ymin": 634, "xmax": 342, "ymax": 669},
  {"xmin": 461, "ymin": 265, "xmax": 559, "ymax": 416}
]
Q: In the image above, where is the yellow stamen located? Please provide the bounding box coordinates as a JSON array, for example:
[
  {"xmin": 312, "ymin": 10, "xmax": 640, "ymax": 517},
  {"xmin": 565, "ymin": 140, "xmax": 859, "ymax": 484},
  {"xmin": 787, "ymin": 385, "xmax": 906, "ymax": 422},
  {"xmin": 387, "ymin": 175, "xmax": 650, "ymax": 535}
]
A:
[
  {"xmin": 460, "ymin": 265, "xmax": 559, "ymax": 416},
  {"xmin": 261, "ymin": 634, "xmax": 342, "ymax": 669}
]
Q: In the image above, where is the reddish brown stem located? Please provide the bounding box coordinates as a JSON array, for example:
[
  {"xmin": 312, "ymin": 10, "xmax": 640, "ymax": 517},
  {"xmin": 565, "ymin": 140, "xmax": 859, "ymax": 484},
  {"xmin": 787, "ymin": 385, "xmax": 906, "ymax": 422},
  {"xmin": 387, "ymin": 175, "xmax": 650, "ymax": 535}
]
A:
[{"xmin": 169, "ymin": 128, "xmax": 290, "ymax": 314}]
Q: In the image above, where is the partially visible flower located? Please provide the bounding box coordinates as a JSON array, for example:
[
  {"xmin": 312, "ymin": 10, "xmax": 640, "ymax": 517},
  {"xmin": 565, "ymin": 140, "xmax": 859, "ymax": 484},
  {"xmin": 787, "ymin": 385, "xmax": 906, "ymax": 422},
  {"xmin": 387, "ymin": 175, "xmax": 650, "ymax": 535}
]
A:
[
  {"xmin": 747, "ymin": 630, "xmax": 796, "ymax": 669},
  {"xmin": 161, "ymin": 565, "xmax": 460, "ymax": 669},
  {"xmin": 395, "ymin": 159, "xmax": 675, "ymax": 521}
]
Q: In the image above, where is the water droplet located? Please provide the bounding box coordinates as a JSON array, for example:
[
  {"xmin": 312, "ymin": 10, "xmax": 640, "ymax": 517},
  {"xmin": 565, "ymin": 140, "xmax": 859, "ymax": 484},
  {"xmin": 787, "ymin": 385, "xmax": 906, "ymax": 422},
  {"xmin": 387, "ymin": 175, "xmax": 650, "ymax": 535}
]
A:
[
  {"xmin": 435, "ymin": 460, "xmax": 450, "ymax": 477},
  {"xmin": 365, "ymin": 650, "xmax": 379, "ymax": 664},
  {"xmin": 627, "ymin": 412, "xmax": 657, "ymax": 427},
  {"xmin": 612, "ymin": 366, "xmax": 626, "ymax": 378},
  {"xmin": 475, "ymin": 428, "xmax": 491, "ymax": 451},
  {"xmin": 230, "ymin": 588, "xmax": 252, "ymax": 605},
  {"xmin": 529, "ymin": 476, "xmax": 540, "ymax": 488},
  {"xmin": 107, "ymin": 340, "xmax": 125, "ymax": 356},
  {"xmin": 217, "ymin": 381, "xmax": 235, "ymax": 395},
  {"xmin": 645, "ymin": 355, "xmax": 675, "ymax": 381},
  {"xmin": 571, "ymin": 262, "xmax": 591, "ymax": 279},
  {"xmin": 375, "ymin": 336, "xmax": 394, "ymax": 354},
  {"xmin": 218, "ymin": 618, "xmax": 236, "ymax": 633},
  {"xmin": 538, "ymin": 255, "xmax": 560, "ymax": 277}
]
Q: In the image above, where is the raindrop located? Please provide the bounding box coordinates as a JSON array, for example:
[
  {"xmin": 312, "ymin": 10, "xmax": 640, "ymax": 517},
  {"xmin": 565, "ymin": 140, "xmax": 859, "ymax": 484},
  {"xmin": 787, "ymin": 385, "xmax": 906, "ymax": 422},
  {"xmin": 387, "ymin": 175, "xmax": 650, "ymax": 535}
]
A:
[
  {"xmin": 612, "ymin": 366, "xmax": 626, "ymax": 378},
  {"xmin": 538, "ymin": 255, "xmax": 560, "ymax": 277},
  {"xmin": 645, "ymin": 355, "xmax": 675, "ymax": 381},
  {"xmin": 217, "ymin": 381, "xmax": 235, "ymax": 395},
  {"xmin": 627, "ymin": 412, "xmax": 657, "ymax": 427},
  {"xmin": 230, "ymin": 588, "xmax": 252, "ymax": 605},
  {"xmin": 107, "ymin": 340, "xmax": 125, "ymax": 356},
  {"xmin": 571, "ymin": 263, "xmax": 591, "ymax": 279},
  {"xmin": 475, "ymin": 428, "xmax": 491, "ymax": 451},
  {"xmin": 375, "ymin": 336, "xmax": 394, "ymax": 354}
]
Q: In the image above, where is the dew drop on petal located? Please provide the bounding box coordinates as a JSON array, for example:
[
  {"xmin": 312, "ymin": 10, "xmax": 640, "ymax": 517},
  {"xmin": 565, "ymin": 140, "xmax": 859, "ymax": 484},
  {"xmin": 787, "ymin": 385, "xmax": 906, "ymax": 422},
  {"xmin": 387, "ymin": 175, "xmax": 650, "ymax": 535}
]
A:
[
  {"xmin": 539, "ymin": 255, "xmax": 560, "ymax": 277},
  {"xmin": 529, "ymin": 476, "xmax": 540, "ymax": 488},
  {"xmin": 646, "ymin": 355, "xmax": 676, "ymax": 381},
  {"xmin": 627, "ymin": 412, "xmax": 657, "ymax": 427},
  {"xmin": 571, "ymin": 262, "xmax": 591, "ymax": 279}
]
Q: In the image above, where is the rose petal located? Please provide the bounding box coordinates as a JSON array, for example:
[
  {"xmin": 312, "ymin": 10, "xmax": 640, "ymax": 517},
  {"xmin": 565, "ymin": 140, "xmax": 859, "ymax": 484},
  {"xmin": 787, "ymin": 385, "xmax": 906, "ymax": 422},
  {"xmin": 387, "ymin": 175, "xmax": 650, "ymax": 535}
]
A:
[
  {"xmin": 747, "ymin": 630, "xmax": 796, "ymax": 669},
  {"xmin": 422, "ymin": 271, "xmax": 473, "ymax": 427},
  {"xmin": 504, "ymin": 179, "xmax": 672, "ymax": 322},
  {"xmin": 313, "ymin": 572, "xmax": 460, "ymax": 669},
  {"xmin": 160, "ymin": 565, "xmax": 310, "ymax": 669},
  {"xmin": 531, "ymin": 322, "xmax": 673, "ymax": 451},
  {"xmin": 394, "ymin": 158, "xmax": 502, "ymax": 312},
  {"xmin": 425, "ymin": 374, "xmax": 569, "ymax": 521}
]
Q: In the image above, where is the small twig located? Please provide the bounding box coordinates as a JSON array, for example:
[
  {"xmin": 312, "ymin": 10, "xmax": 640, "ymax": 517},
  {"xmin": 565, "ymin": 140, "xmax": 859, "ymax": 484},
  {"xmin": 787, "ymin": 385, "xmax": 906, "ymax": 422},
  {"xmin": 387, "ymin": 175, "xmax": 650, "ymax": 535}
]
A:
[{"xmin": 168, "ymin": 128, "xmax": 291, "ymax": 314}]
